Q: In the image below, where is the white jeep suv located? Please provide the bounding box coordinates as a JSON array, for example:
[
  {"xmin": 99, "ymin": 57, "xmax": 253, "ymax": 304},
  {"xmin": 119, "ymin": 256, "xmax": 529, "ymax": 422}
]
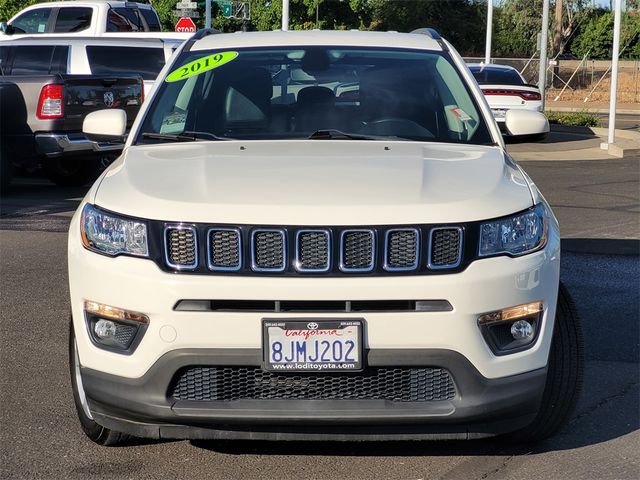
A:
[{"xmin": 68, "ymin": 28, "xmax": 583, "ymax": 445}]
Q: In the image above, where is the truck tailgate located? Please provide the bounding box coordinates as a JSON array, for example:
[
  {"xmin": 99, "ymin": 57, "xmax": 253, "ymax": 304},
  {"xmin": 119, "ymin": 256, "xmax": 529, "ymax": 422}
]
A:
[{"xmin": 62, "ymin": 74, "xmax": 143, "ymax": 131}]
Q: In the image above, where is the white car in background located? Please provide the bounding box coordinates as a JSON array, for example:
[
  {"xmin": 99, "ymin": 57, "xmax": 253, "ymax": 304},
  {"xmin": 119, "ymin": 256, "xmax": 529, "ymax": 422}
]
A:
[
  {"xmin": 467, "ymin": 63, "xmax": 547, "ymax": 139},
  {"xmin": 0, "ymin": 1, "xmax": 172, "ymax": 39}
]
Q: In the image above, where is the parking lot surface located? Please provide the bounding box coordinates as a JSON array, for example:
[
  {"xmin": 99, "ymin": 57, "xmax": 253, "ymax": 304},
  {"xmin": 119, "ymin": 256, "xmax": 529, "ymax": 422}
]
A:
[{"xmin": 1, "ymin": 157, "xmax": 638, "ymax": 480}]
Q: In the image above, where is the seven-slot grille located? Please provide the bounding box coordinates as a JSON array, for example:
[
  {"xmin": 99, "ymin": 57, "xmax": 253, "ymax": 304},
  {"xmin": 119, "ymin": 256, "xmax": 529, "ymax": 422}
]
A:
[
  {"xmin": 163, "ymin": 225, "xmax": 464, "ymax": 274},
  {"xmin": 165, "ymin": 226, "xmax": 197, "ymax": 269},
  {"xmin": 170, "ymin": 366, "xmax": 456, "ymax": 402}
]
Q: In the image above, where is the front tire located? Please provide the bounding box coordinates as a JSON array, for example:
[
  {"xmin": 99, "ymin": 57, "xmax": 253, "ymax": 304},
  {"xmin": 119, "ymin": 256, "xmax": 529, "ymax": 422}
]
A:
[
  {"xmin": 69, "ymin": 319, "xmax": 130, "ymax": 446},
  {"xmin": 506, "ymin": 282, "xmax": 584, "ymax": 442}
]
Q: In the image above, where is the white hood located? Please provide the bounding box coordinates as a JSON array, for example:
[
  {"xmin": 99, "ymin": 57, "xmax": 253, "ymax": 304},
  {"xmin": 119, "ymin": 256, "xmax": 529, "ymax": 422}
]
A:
[{"xmin": 94, "ymin": 140, "xmax": 533, "ymax": 225}]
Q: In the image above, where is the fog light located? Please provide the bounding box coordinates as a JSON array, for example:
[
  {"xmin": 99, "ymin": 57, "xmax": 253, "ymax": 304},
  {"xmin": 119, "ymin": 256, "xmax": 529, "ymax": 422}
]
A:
[
  {"xmin": 510, "ymin": 319, "xmax": 534, "ymax": 340},
  {"xmin": 94, "ymin": 319, "xmax": 117, "ymax": 339},
  {"xmin": 84, "ymin": 300, "xmax": 149, "ymax": 354}
]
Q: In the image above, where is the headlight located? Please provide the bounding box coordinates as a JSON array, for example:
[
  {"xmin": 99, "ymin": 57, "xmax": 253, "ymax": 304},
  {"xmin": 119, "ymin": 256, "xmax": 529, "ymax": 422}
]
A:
[
  {"xmin": 479, "ymin": 203, "xmax": 548, "ymax": 257},
  {"xmin": 81, "ymin": 204, "xmax": 148, "ymax": 257}
]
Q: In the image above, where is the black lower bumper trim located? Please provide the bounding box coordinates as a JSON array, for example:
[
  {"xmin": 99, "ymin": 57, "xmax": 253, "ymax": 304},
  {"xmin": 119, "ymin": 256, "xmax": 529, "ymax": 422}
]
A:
[{"xmin": 81, "ymin": 348, "xmax": 547, "ymax": 440}]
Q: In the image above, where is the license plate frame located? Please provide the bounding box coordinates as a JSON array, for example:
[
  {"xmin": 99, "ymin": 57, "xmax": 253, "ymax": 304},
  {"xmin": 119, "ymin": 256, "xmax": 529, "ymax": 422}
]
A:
[{"xmin": 262, "ymin": 319, "xmax": 364, "ymax": 373}]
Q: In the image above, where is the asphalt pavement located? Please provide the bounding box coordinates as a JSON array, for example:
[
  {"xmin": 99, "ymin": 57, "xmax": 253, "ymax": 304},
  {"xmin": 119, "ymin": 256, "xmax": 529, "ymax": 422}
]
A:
[{"xmin": 1, "ymin": 156, "xmax": 638, "ymax": 480}]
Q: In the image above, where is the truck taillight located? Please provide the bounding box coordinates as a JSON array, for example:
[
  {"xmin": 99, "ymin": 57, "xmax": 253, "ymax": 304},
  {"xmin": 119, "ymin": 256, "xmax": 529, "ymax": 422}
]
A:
[{"xmin": 37, "ymin": 84, "xmax": 64, "ymax": 119}]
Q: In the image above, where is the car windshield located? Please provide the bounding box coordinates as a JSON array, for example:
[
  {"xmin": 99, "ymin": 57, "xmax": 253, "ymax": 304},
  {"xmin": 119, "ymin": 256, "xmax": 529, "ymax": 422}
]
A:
[
  {"xmin": 136, "ymin": 46, "xmax": 493, "ymax": 145},
  {"xmin": 469, "ymin": 66, "xmax": 525, "ymax": 86}
]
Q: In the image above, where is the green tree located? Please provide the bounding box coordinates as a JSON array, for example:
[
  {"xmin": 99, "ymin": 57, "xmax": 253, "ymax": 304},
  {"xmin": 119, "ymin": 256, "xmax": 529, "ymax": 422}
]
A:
[
  {"xmin": 572, "ymin": 10, "xmax": 640, "ymax": 59},
  {"xmin": 1, "ymin": 0, "xmax": 39, "ymax": 22}
]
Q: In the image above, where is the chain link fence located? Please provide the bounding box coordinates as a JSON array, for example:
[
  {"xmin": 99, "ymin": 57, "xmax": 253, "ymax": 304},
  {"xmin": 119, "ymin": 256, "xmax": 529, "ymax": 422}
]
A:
[{"xmin": 464, "ymin": 57, "xmax": 640, "ymax": 105}]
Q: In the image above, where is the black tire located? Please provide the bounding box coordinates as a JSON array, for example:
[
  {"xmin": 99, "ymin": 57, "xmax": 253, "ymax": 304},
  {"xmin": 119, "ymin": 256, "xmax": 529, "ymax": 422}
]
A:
[
  {"xmin": 69, "ymin": 318, "xmax": 130, "ymax": 446},
  {"xmin": 506, "ymin": 282, "xmax": 584, "ymax": 442},
  {"xmin": 44, "ymin": 157, "xmax": 100, "ymax": 187}
]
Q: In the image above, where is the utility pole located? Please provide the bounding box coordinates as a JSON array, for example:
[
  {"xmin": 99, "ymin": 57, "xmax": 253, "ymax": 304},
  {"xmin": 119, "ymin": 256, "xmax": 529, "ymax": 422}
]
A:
[
  {"xmin": 484, "ymin": 0, "xmax": 493, "ymax": 65},
  {"xmin": 538, "ymin": 0, "xmax": 551, "ymax": 110},
  {"xmin": 603, "ymin": 0, "xmax": 623, "ymax": 150},
  {"xmin": 282, "ymin": 0, "xmax": 289, "ymax": 30},
  {"xmin": 552, "ymin": 0, "xmax": 563, "ymax": 87},
  {"xmin": 205, "ymin": 0, "xmax": 211, "ymax": 29}
]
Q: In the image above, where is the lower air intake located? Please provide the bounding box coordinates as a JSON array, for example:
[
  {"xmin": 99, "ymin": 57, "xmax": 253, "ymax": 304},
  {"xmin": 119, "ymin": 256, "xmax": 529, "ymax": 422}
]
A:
[{"xmin": 170, "ymin": 366, "xmax": 456, "ymax": 402}]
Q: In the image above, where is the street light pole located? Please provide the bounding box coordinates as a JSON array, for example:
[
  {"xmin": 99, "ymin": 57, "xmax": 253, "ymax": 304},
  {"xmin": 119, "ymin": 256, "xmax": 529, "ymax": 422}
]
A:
[
  {"xmin": 606, "ymin": 0, "xmax": 623, "ymax": 147},
  {"xmin": 484, "ymin": 0, "xmax": 493, "ymax": 65},
  {"xmin": 538, "ymin": 0, "xmax": 551, "ymax": 110},
  {"xmin": 282, "ymin": 0, "xmax": 289, "ymax": 31},
  {"xmin": 205, "ymin": 0, "xmax": 211, "ymax": 29}
]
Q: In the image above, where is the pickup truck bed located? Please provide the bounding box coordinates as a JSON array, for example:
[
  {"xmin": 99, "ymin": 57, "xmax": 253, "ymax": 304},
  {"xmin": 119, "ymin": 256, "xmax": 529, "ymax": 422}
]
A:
[{"xmin": 1, "ymin": 73, "xmax": 143, "ymax": 187}]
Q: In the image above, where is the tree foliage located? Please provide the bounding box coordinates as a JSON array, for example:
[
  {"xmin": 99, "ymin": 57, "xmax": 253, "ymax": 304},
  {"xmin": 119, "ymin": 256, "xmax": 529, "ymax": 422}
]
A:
[{"xmin": 1, "ymin": 0, "xmax": 638, "ymax": 59}]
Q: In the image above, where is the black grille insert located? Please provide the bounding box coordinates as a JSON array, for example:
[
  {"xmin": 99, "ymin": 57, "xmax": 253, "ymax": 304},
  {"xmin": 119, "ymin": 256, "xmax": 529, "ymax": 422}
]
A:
[
  {"xmin": 208, "ymin": 229, "xmax": 241, "ymax": 270},
  {"xmin": 296, "ymin": 230, "xmax": 330, "ymax": 271},
  {"xmin": 170, "ymin": 366, "xmax": 456, "ymax": 402},
  {"xmin": 165, "ymin": 227, "xmax": 197, "ymax": 268},
  {"xmin": 385, "ymin": 229, "xmax": 419, "ymax": 270},
  {"xmin": 341, "ymin": 230, "xmax": 374, "ymax": 271},
  {"xmin": 252, "ymin": 230, "xmax": 285, "ymax": 271},
  {"xmin": 429, "ymin": 228, "xmax": 462, "ymax": 268}
]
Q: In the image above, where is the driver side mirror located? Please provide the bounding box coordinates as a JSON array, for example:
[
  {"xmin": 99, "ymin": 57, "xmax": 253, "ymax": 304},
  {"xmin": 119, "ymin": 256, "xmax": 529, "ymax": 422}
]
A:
[{"xmin": 83, "ymin": 109, "xmax": 127, "ymax": 144}]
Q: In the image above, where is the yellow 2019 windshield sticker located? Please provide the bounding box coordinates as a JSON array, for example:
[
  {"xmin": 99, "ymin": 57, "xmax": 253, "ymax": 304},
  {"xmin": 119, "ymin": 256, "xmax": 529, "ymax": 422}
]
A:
[{"xmin": 165, "ymin": 51, "xmax": 238, "ymax": 83}]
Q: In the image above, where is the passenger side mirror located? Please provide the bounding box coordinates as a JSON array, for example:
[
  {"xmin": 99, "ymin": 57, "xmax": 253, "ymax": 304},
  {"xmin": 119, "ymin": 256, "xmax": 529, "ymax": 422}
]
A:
[
  {"xmin": 83, "ymin": 109, "xmax": 127, "ymax": 144},
  {"xmin": 0, "ymin": 22, "xmax": 15, "ymax": 35},
  {"xmin": 503, "ymin": 110, "xmax": 549, "ymax": 139}
]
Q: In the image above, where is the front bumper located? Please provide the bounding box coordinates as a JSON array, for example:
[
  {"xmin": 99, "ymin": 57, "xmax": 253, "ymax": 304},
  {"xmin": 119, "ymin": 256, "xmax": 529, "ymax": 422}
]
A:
[
  {"xmin": 35, "ymin": 133, "xmax": 123, "ymax": 157},
  {"xmin": 81, "ymin": 348, "xmax": 547, "ymax": 440}
]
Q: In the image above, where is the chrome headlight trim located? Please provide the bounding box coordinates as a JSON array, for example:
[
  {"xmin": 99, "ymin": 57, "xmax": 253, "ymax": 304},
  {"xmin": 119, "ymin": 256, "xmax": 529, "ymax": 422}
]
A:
[
  {"xmin": 478, "ymin": 203, "xmax": 548, "ymax": 258},
  {"xmin": 81, "ymin": 204, "xmax": 149, "ymax": 258}
]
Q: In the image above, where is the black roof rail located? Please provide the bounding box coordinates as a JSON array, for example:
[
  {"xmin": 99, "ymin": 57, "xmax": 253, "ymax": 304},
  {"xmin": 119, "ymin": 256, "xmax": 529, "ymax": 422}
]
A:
[
  {"xmin": 410, "ymin": 28, "xmax": 448, "ymax": 51},
  {"xmin": 183, "ymin": 28, "xmax": 222, "ymax": 52}
]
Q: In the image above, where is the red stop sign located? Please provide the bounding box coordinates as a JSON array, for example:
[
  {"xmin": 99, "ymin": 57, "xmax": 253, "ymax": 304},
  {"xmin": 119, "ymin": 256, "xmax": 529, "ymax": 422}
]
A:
[{"xmin": 175, "ymin": 17, "xmax": 196, "ymax": 33}]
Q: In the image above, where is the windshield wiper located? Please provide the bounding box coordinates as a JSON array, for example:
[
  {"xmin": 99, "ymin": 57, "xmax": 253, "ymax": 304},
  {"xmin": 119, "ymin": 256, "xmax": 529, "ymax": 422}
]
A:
[
  {"xmin": 307, "ymin": 129, "xmax": 383, "ymax": 140},
  {"xmin": 141, "ymin": 131, "xmax": 232, "ymax": 142}
]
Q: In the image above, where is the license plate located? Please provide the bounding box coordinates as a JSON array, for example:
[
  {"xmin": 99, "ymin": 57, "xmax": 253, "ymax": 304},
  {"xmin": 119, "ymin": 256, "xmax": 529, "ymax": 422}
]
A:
[
  {"xmin": 262, "ymin": 319, "xmax": 363, "ymax": 372},
  {"xmin": 492, "ymin": 108, "xmax": 507, "ymax": 118}
]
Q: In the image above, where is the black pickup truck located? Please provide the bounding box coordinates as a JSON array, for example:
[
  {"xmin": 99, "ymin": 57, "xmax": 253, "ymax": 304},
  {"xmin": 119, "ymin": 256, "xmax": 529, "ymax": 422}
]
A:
[{"xmin": 0, "ymin": 74, "xmax": 143, "ymax": 188}]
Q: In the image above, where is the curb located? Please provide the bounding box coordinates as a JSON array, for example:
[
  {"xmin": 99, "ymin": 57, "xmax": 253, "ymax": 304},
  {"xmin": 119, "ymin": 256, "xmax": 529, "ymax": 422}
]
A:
[{"xmin": 561, "ymin": 238, "xmax": 640, "ymax": 256}]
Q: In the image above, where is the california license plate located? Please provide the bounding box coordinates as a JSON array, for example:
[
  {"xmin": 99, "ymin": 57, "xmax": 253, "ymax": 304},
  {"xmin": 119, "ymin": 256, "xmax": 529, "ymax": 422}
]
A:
[{"xmin": 262, "ymin": 319, "xmax": 363, "ymax": 372}]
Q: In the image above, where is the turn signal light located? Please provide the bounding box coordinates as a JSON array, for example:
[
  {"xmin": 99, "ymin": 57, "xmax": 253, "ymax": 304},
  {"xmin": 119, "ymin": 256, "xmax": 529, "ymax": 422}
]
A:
[
  {"xmin": 84, "ymin": 300, "xmax": 149, "ymax": 324},
  {"xmin": 477, "ymin": 301, "xmax": 543, "ymax": 326}
]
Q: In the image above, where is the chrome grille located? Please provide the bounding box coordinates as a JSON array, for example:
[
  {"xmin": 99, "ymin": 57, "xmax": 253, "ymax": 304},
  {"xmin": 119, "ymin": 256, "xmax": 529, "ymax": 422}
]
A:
[
  {"xmin": 165, "ymin": 226, "xmax": 197, "ymax": 269},
  {"xmin": 340, "ymin": 230, "xmax": 375, "ymax": 272},
  {"xmin": 171, "ymin": 366, "xmax": 456, "ymax": 402},
  {"xmin": 296, "ymin": 230, "xmax": 330, "ymax": 272},
  {"xmin": 208, "ymin": 228, "xmax": 241, "ymax": 271},
  {"xmin": 252, "ymin": 229, "xmax": 285, "ymax": 272},
  {"xmin": 429, "ymin": 227, "xmax": 462, "ymax": 268},
  {"xmin": 385, "ymin": 229, "xmax": 419, "ymax": 270}
]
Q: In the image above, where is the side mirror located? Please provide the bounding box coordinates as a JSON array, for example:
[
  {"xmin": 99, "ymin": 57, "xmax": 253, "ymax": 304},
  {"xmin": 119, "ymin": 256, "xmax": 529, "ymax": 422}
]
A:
[
  {"xmin": 83, "ymin": 109, "xmax": 127, "ymax": 144},
  {"xmin": 0, "ymin": 22, "xmax": 14, "ymax": 35},
  {"xmin": 503, "ymin": 110, "xmax": 550, "ymax": 138}
]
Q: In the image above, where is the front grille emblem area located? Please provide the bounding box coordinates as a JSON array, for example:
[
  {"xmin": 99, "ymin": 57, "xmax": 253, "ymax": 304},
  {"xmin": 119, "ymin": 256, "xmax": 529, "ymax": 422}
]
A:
[{"xmin": 251, "ymin": 229, "xmax": 286, "ymax": 272}]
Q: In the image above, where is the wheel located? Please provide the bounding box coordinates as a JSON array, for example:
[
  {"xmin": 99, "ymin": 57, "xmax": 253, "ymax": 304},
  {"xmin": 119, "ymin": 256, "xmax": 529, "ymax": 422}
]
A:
[
  {"xmin": 506, "ymin": 282, "xmax": 584, "ymax": 442},
  {"xmin": 43, "ymin": 156, "xmax": 100, "ymax": 187},
  {"xmin": 69, "ymin": 318, "xmax": 130, "ymax": 446}
]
